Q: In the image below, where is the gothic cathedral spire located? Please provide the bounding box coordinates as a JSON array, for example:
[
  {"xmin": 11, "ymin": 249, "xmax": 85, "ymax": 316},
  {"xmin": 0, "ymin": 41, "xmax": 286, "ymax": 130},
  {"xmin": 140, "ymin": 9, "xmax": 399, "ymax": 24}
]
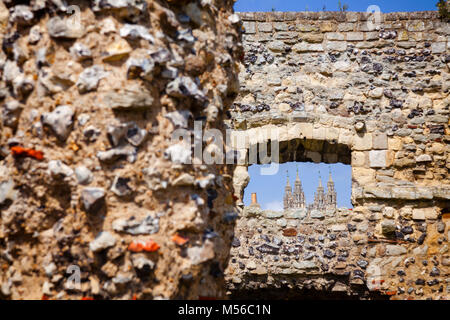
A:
[
  {"xmin": 283, "ymin": 167, "xmax": 338, "ymax": 211},
  {"xmin": 283, "ymin": 170, "xmax": 292, "ymax": 210},
  {"xmin": 293, "ymin": 165, "xmax": 305, "ymax": 208},
  {"xmin": 312, "ymin": 170, "xmax": 326, "ymax": 210},
  {"xmin": 326, "ymin": 167, "xmax": 337, "ymax": 209},
  {"xmin": 284, "ymin": 168, "xmax": 306, "ymax": 210}
]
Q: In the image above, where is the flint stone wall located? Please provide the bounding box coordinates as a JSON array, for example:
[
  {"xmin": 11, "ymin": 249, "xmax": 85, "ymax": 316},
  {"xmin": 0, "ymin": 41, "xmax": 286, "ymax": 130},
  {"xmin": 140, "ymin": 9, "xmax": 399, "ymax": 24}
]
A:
[
  {"xmin": 227, "ymin": 206, "xmax": 379, "ymax": 297},
  {"xmin": 0, "ymin": 0, "xmax": 242, "ymax": 300},
  {"xmin": 227, "ymin": 11, "xmax": 449, "ymax": 299}
]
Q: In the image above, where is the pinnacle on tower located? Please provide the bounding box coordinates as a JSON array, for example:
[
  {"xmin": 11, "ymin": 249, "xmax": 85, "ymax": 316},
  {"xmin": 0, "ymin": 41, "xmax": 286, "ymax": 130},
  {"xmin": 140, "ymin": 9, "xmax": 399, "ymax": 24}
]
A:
[
  {"xmin": 312, "ymin": 170, "xmax": 326, "ymax": 210},
  {"xmin": 283, "ymin": 170, "xmax": 293, "ymax": 210},
  {"xmin": 285, "ymin": 170, "xmax": 291, "ymax": 188},
  {"xmin": 295, "ymin": 166, "xmax": 301, "ymax": 184},
  {"xmin": 326, "ymin": 167, "xmax": 337, "ymax": 209},
  {"xmin": 318, "ymin": 170, "xmax": 322, "ymax": 188},
  {"xmin": 293, "ymin": 165, "xmax": 305, "ymax": 208}
]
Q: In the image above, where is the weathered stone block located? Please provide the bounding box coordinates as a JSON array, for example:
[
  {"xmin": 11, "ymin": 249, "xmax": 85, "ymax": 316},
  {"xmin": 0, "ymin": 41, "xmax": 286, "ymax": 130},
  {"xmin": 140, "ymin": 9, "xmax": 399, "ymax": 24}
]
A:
[
  {"xmin": 320, "ymin": 21, "xmax": 335, "ymax": 32},
  {"xmin": 243, "ymin": 206, "xmax": 262, "ymax": 217},
  {"xmin": 331, "ymin": 224, "xmax": 347, "ymax": 232},
  {"xmin": 326, "ymin": 41, "xmax": 348, "ymax": 51},
  {"xmin": 386, "ymin": 245, "xmax": 407, "ymax": 256},
  {"xmin": 369, "ymin": 87, "xmax": 383, "ymax": 99},
  {"xmin": 392, "ymin": 188, "xmax": 417, "ymax": 200},
  {"xmin": 338, "ymin": 129, "xmax": 353, "ymax": 146},
  {"xmin": 400, "ymin": 207, "xmax": 413, "ymax": 220},
  {"xmin": 258, "ymin": 22, "xmax": 273, "ymax": 32},
  {"xmin": 406, "ymin": 21, "xmax": 425, "ymax": 32},
  {"xmin": 274, "ymin": 22, "xmax": 288, "ymax": 31},
  {"xmin": 312, "ymin": 127, "xmax": 326, "ymax": 140},
  {"xmin": 338, "ymin": 23, "xmax": 354, "ymax": 32},
  {"xmin": 264, "ymin": 211, "xmax": 284, "ymax": 219},
  {"xmin": 381, "ymin": 219, "xmax": 396, "ymax": 235},
  {"xmin": 310, "ymin": 210, "xmax": 324, "ymax": 219},
  {"xmin": 353, "ymin": 167, "xmax": 376, "ymax": 186},
  {"xmin": 388, "ymin": 137, "xmax": 403, "ymax": 151},
  {"xmin": 347, "ymin": 32, "xmax": 364, "ymax": 41},
  {"xmin": 301, "ymin": 33, "xmax": 324, "ymax": 43},
  {"xmin": 293, "ymin": 261, "xmax": 318, "ymax": 270},
  {"xmin": 292, "ymin": 42, "xmax": 324, "ymax": 52},
  {"xmin": 250, "ymin": 266, "xmax": 268, "ymax": 275},
  {"xmin": 296, "ymin": 24, "xmax": 319, "ymax": 32},
  {"xmin": 413, "ymin": 208, "xmax": 438, "ymax": 220},
  {"xmin": 397, "ymin": 41, "xmax": 417, "ymax": 49},
  {"xmin": 354, "ymin": 133, "xmax": 372, "ymax": 151},
  {"xmin": 243, "ymin": 21, "xmax": 256, "ymax": 34},
  {"xmin": 326, "ymin": 32, "xmax": 345, "ymax": 41},
  {"xmin": 325, "ymin": 127, "xmax": 340, "ymax": 141},
  {"xmin": 268, "ymin": 40, "xmax": 287, "ymax": 52},
  {"xmin": 246, "ymin": 260, "xmax": 257, "ymax": 270},
  {"xmin": 365, "ymin": 32, "xmax": 378, "ymax": 41},
  {"xmin": 275, "ymin": 31, "xmax": 297, "ymax": 40},
  {"xmin": 415, "ymin": 187, "xmax": 433, "ymax": 200},
  {"xmin": 383, "ymin": 207, "xmax": 395, "ymax": 218},
  {"xmin": 276, "ymin": 218, "xmax": 287, "ymax": 227},
  {"xmin": 413, "ymin": 245, "xmax": 428, "ymax": 256},
  {"xmin": 372, "ymin": 133, "xmax": 388, "ymax": 150},
  {"xmin": 298, "ymin": 123, "xmax": 313, "ymax": 139},
  {"xmin": 286, "ymin": 209, "xmax": 307, "ymax": 219},
  {"xmin": 355, "ymin": 41, "xmax": 376, "ymax": 49},
  {"xmin": 351, "ymin": 151, "xmax": 366, "ymax": 167},
  {"xmin": 363, "ymin": 185, "xmax": 392, "ymax": 199},
  {"xmin": 346, "ymin": 12, "xmax": 359, "ymax": 22},
  {"xmin": 431, "ymin": 42, "xmax": 446, "ymax": 53}
]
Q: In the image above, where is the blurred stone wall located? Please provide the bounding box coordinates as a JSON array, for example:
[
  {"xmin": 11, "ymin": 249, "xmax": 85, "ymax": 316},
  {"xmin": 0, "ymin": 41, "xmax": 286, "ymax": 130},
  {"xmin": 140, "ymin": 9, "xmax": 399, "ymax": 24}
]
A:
[
  {"xmin": 0, "ymin": 0, "xmax": 242, "ymax": 299},
  {"xmin": 227, "ymin": 11, "xmax": 449, "ymax": 300}
]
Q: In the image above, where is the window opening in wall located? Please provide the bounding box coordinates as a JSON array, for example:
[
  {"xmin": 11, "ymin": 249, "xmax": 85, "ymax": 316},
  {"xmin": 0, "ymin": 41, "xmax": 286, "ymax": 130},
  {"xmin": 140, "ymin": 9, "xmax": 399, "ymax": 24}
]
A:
[{"xmin": 243, "ymin": 162, "xmax": 352, "ymax": 212}]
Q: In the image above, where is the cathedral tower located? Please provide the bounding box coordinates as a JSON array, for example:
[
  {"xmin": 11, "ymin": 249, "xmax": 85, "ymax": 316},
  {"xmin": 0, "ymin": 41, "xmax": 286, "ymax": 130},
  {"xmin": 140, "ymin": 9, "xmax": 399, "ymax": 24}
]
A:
[
  {"xmin": 293, "ymin": 167, "xmax": 306, "ymax": 208},
  {"xmin": 283, "ymin": 167, "xmax": 338, "ymax": 211},
  {"xmin": 325, "ymin": 168, "xmax": 337, "ymax": 209},
  {"xmin": 312, "ymin": 171, "xmax": 326, "ymax": 210},
  {"xmin": 283, "ymin": 171, "xmax": 293, "ymax": 210}
]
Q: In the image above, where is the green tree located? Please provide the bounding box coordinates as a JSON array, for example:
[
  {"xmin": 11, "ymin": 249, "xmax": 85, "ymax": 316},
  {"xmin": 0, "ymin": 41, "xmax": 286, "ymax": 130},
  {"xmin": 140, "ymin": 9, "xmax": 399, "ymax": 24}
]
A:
[{"xmin": 437, "ymin": 0, "xmax": 450, "ymax": 21}]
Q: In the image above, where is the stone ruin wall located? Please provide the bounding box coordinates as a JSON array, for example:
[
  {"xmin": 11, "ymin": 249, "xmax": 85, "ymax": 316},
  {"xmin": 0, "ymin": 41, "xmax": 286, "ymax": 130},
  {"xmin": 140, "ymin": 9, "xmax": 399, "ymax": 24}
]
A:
[
  {"xmin": 0, "ymin": 0, "xmax": 243, "ymax": 300},
  {"xmin": 226, "ymin": 206, "xmax": 375, "ymax": 299},
  {"xmin": 226, "ymin": 11, "xmax": 450, "ymax": 299},
  {"xmin": 0, "ymin": 1, "xmax": 449, "ymax": 301}
]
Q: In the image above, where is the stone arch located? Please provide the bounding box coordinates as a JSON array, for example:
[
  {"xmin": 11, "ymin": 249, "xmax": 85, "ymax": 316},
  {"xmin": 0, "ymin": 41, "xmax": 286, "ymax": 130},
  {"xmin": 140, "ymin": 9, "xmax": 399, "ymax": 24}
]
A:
[{"xmin": 231, "ymin": 121, "xmax": 353, "ymax": 205}]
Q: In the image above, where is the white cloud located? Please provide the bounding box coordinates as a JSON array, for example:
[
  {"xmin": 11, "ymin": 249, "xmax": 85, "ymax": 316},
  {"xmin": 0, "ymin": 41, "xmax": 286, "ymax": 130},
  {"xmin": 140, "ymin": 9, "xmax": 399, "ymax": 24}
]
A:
[{"xmin": 264, "ymin": 200, "xmax": 283, "ymax": 211}]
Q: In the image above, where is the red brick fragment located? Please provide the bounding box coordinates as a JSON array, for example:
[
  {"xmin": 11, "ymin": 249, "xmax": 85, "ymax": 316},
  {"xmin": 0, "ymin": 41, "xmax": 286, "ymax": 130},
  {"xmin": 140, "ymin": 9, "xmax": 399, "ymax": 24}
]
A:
[
  {"xmin": 11, "ymin": 146, "xmax": 44, "ymax": 160},
  {"xmin": 172, "ymin": 234, "xmax": 189, "ymax": 246},
  {"xmin": 282, "ymin": 228, "xmax": 297, "ymax": 237},
  {"xmin": 385, "ymin": 291, "xmax": 397, "ymax": 296},
  {"xmin": 128, "ymin": 240, "xmax": 160, "ymax": 252}
]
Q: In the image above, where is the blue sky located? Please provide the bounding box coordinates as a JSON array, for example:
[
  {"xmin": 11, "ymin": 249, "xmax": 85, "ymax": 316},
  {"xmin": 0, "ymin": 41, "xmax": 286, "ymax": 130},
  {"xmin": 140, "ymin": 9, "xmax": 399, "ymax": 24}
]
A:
[
  {"xmin": 243, "ymin": 162, "xmax": 352, "ymax": 211},
  {"xmin": 234, "ymin": 0, "xmax": 437, "ymax": 12}
]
